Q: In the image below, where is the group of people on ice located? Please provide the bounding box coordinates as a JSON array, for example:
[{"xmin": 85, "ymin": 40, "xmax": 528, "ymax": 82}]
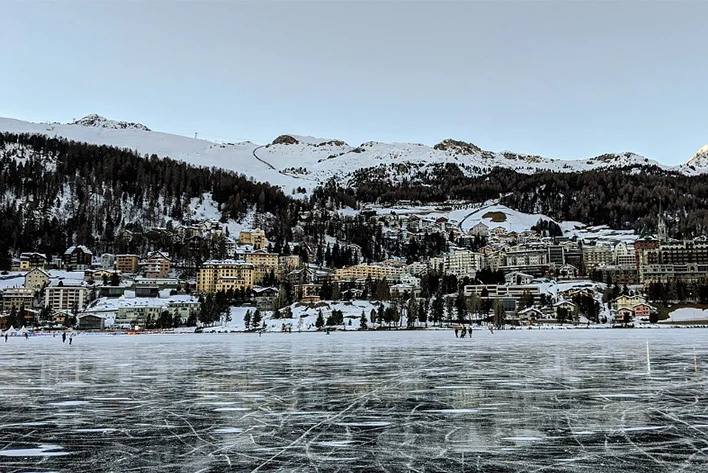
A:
[
  {"xmin": 454, "ymin": 325, "xmax": 494, "ymax": 338},
  {"xmin": 2, "ymin": 330, "xmax": 76, "ymax": 344}
]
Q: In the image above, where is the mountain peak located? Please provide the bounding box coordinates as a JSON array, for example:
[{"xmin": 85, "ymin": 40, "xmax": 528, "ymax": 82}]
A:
[
  {"xmin": 70, "ymin": 114, "xmax": 151, "ymax": 132},
  {"xmin": 686, "ymin": 144, "xmax": 708, "ymax": 167}
]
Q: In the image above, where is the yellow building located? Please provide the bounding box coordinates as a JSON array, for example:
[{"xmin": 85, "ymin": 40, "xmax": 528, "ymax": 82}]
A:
[
  {"xmin": 24, "ymin": 267, "xmax": 50, "ymax": 291},
  {"xmin": 236, "ymin": 249, "xmax": 279, "ymax": 283},
  {"xmin": 238, "ymin": 229, "xmax": 267, "ymax": 250},
  {"xmin": 197, "ymin": 260, "xmax": 255, "ymax": 293},
  {"xmin": 334, "ymin": 263, "xmax": 404, "ymax": 281}
]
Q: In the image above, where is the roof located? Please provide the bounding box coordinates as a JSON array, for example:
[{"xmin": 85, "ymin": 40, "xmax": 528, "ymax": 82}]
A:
[{"xmin": 64, "ymin": 245, "xmax": 93, "ymax": 255}]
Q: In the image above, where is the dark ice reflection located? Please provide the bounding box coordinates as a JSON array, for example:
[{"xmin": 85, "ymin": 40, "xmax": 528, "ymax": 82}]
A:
[{"xmin": 2, "ymin": 329, "xmax": 708, "ymax": 472}]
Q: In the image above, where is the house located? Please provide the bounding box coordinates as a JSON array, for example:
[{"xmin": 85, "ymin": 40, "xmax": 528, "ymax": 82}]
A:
[
  {"xmin": 613, "ymin": 295, "xmax": 647, "ymax": 311},
  {"xmin": 51, "ymin": 310, "xmax": 74, "ymax": 325},
  {"xmin": 24, "ymin": 267, "xmax": 50, "ymax": 292},
  {"xmin": 556, "ymin": 264, "xmax": 578, "ymax": 280},
  {"xmin": 253, "ymin": 287, "xmax": 279, "ymax": 311},
  {"xmin": 554, "ymin": 300, "xmax": 577, "ymax": 317},
  {"xmin": 633, "ymin": 302, "xmax": 656, "ymax": 320},
  {"xmin": 116, "ymin": 254, "xmax": 140, "ymax": 274},
  {"xmin": 143, "ymin": 251, "xmax": 172, "ymax": 278},
  {"xmin": 615, "ymin": 307, "xmax": 635, "ymax": 326},
  {"xmin": 517, "ymin": 307, "xmax": 545, "ymax": 323},
  {"xmin": 78, "ymin": 313, "xmax": 106, "ymax": 330},
  {"xmin": 63, "ymin": 245, "xmax": 93, "ymax": 271},
  {"xmin": 469, "ymin": 222, "xmax": 489, "ymax": 237},
  {"xmin": 100, "ymin": 253, "xmax": 116, "ymax": 270},
  {"xmin": 19, "ymin": 252, "xmax": 48, "ymax": 270},
  {"xmin": 294, "ymin": 283, "xmax": 322, "ymax": 303}
]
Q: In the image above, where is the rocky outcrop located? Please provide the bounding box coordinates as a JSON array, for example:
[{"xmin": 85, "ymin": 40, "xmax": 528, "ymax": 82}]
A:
[
  {"xmin": 433, "ymin": 139, "xmax": 481, "ymax": 155},
  {"xmin": 70, "ymin": 114, "xmax": 151, "ymax": 131}
]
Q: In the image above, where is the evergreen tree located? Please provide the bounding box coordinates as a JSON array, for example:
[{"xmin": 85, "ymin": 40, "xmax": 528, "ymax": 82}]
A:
[
  {"xmin": 315, "ymin": 309, "xmax": 325, "ymax": 329},
  {"xmin": 359, "ymin": 310, "xmax": 368, "ymax": 330},
  {"xmin": 244, "ymin": 309, "xmax": 252, "ymax": 330}
]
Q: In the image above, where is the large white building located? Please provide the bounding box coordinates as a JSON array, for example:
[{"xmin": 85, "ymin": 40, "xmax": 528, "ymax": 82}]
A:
[
  {"xmin": 442, "ymin": 250, "xmax": 486, "ymax": 278},
  {"xmin": 44, "ymin": 286, "xmax": 88, "ymax": 310}
]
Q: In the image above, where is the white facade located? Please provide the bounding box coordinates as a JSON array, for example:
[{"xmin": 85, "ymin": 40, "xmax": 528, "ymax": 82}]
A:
[{"xmin": 44, "ymin": 286, "xmax": 88, "ymax": 310}]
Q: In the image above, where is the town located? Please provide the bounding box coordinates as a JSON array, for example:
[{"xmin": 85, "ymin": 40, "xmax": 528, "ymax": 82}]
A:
[{"xmin": 1, "ymin": 203, "xmax": 705, "ymax": 334}]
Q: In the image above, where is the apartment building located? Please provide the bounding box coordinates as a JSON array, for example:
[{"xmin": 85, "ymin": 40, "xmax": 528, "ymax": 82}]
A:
[
  {"xmin": 334, "ymin": 263, "xmax": 404, "ymax": 281},
  {"xmin": 143, "ymin": 251, "xmax": 172, "ymax": 278},
  {"xmin": 44, "ymin": 286, "xmax": 88, "ymax": 310},
  {"xmin": 2, "ymin": 288, "xmax": 35, "ymax": 311},
  {"xmin": 116, "ymin": 254, "xmax": 140, "ymax": 274}
]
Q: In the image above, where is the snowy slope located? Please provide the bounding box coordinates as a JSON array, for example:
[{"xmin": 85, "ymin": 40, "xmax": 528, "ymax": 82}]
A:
[{"xmin": 0, "ymin": 115, "xmax": 702, "ymax": 194}]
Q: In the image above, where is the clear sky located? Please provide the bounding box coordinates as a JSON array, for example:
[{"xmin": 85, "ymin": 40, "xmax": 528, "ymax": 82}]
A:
[{"xmin": 2, "ymin": 0, "xmax": 707, "ymax": 165}]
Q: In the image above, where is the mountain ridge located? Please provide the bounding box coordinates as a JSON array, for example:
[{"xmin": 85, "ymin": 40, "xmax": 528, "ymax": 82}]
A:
[{"xmin": 1, "ymin": 114, "xmax": 703, "ymax": 193}]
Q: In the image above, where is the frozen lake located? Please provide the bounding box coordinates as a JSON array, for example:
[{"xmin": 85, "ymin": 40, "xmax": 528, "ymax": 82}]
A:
[{"xmin": 2, "ymin": 329, "xmax": 708, "ymax": 472}]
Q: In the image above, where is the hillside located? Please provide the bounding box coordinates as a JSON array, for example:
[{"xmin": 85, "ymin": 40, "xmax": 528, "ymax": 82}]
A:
[
  {"xmin": 1, "ymin": 115, "xmax": 703, "ymax": 194},
  {"xmin": 0, "ymin": 132, "xmax": 300, "ymax": 264}
]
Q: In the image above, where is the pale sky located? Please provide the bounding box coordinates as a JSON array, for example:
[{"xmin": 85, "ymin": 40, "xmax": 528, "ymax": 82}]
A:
[{"xmin": 2, "ymin": 0, "xmax": 707, "ymax": 165}]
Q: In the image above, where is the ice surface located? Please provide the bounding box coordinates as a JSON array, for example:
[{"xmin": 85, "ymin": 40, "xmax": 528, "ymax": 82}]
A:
[{"xmin": 2, "ymin": 330, "xmax": 708, "ymax": 472}]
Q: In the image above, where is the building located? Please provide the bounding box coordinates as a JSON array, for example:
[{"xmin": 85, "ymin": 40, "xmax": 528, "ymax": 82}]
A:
[
  {"xmin": 334, "ymin": 263, "xmax": 404, "ymax": 281},
  {"xmin": 582, "ymin": 244, "xmax": 613, "ymax": 270},
  {"xmin": 556, "ymin": 264, "xmax": 578, "ymax": 280},
  {"xmin": 469, "ymin": 222, "xmax": 489, "ymax": 237},
  {"xmin": 504, "ymin": 271, "xmax": 534, "ymax": 285},
  {"xmin": 24, "ymin": 267, "xmax": 50, "ymax": 292},
  {"xmin": 253, "ymin": 287, "xmax": 279, "ymax": 311},
  {"xmin": 638, "ymin": 240, "xmax": 708, "ymax": 284},
  {"xmin": 236, "ymin": 249, "xmax": 279, "ymax": 284},
  {"xmin": 100, "ymin": 253, "xmax": 116, "ymax": 270},
  {"xmin": 78, "ymin": 313, "xmax": 106, "ymax": 330},
  {"xmin": 143, "ymin": 251, "xmax": 172, "ymax": 278},
  {"xmin": 19, "ymin": 252, "xmax": 48, "ymax": 270},
  {"xmin": 116, "ymin": 254, "xmax": 140, "ymax": 274},
  {"xmin": 613, "ymin": 242, "xmax": 636, "ymax": 268},
  {"xmin": 294, "ymin": 283, "xmax": 322, "ymax": 303},
  {"xmin": 63, "ymin": 245, "xmax": 93, "ymax": 271},
  {"xmin": 442, "ymin": 250, "xmax": 486, "ymax": 278},
  {"xmin": 239, "ymin": 228, "xmax": 267, "ymax": 250},
  {"xmin": 2, "ymin": 288, "xmax": 35, "ymax": 311},
  {"xmin": 44, "ymin": 286, "xmax": 88, "ymax": 310},
  {"xmin": 196, "ymin": 260, "xmax": 255, "ymax": 293},
  {"xmin": 547, "ymin": 245, "xmax": 565, "ymax": 266}
]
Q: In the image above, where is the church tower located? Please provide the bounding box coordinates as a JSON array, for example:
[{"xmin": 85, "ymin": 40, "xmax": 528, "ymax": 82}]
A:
[{"xmin": 657, "ymin": 209, "xmax": 667, "ymax": 243}]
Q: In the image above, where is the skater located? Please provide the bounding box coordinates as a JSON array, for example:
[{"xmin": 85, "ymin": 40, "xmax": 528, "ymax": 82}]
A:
[
  {"xmin": 4, "ymin": 332, "xmax": 7, "ymax": 342},
  {"xmin": 454, "ymin": 327, "xmax": 459, "ymax": 338},
  {"xmin": 461, "ymin": 326, "xmax": 467, "ymax": 338},
  {"xmin": 23, "ymin": 332, "xmax": 28, "ymax": 340},
  {"xmin": 69, "ymin": 333, "xmax": 74, "ymax": 345},
  {"xmin": 62, "ymin": 332, "xmax": 67, "ymax": 343}
]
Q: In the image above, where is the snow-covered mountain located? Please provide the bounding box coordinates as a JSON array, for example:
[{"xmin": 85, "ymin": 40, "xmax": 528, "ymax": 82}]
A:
[{"xmin": 0, "ymin": 114, "xmax": 701, "ymax": 193}]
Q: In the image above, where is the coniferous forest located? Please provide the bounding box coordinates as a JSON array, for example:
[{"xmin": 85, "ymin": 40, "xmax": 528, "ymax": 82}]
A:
[{"xmin": 0, "ymin": 132, "xmax": 302, "ymax": 265}]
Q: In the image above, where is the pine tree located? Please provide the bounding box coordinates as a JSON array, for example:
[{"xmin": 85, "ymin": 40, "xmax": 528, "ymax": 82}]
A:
[
  {"xmin": 359, "ymin": 310, "xmax": 368, "ymax": 330},
  {"xmin": 244, "ymin": 310, "xmax": 252, "ymax": 330},
  {"xmin": 315, "ymin": 309, "xmax": 325, "ymax": 329}
]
